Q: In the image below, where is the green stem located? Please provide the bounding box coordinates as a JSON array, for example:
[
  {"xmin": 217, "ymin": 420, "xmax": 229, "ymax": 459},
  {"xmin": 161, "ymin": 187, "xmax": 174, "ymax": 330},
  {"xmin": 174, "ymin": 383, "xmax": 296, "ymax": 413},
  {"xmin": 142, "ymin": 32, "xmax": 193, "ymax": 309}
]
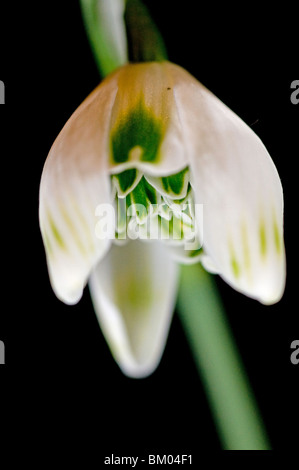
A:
[
  {"xmin": 80, "ymin": 0, "xmax": 168, "ymax": 78},
  {"xmin": 80, "ymin": 0, "xmax": 128, "ymax": 77},
  {"xmin": 124, "ymin": 0, "xmax": 168, "ymax": 62},
  {"xmin": 177, "ymin": 263, "xmax": 271, "ymax": 450}
]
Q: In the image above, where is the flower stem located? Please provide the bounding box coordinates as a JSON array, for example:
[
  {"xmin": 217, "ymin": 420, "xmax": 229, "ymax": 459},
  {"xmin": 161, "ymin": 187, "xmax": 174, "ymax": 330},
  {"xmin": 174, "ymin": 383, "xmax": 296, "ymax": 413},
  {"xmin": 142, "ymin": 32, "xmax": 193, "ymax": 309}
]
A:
[
  {"xmin": 124, "ymin": 0, "xmax": 168, "ymax": 63},
  {"xmin": 177, "ymin": 263, "xmax": 271, "ymax": 450},
  {"xmin": 80, "ymin": 0, "xmax": 128, "ymax": 77},
  {"xmin": 80, "ymin": 0, "xmax": 168, "ymax": 78}
]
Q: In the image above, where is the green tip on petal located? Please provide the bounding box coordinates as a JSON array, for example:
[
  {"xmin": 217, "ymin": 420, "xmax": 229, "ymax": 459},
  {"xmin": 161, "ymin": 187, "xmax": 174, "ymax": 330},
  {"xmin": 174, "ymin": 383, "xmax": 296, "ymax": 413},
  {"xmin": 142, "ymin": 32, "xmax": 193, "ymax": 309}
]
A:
[{"xmin": 110, "ymin": 99, "xmax": 164, "ymax": 165}]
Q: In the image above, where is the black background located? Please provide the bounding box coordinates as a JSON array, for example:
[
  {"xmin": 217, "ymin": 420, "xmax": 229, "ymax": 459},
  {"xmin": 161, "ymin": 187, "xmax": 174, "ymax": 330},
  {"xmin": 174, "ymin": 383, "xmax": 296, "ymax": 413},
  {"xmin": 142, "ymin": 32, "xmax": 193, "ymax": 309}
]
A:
[{"xmin": 0, "ymin": 0, "xmax": 298, "ymax": 463}]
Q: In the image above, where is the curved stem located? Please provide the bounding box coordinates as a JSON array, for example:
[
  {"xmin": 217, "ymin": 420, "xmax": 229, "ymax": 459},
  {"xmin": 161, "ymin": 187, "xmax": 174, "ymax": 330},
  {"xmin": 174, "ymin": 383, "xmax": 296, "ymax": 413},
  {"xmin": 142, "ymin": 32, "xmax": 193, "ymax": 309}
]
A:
[{"xmin": 177, "ymin": 263, "xmax": 271, "ymax": 450}]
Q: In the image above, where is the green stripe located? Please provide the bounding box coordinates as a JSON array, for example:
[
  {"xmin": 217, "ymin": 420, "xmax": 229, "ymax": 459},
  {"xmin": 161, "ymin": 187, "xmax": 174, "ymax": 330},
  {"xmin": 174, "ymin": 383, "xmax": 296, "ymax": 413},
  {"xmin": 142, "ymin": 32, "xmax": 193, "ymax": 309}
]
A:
[
  {"xmin": 114, "ymin": 169, "xmax": 138, "ymax": 194},
  {"xmin": 61, "ymin": 206, "xmax": 87, "ymax": 255},
  {"xmin": 43, "ymin": 231, "xmax": 53, "ymax": 256},
  {"xmin": 162, "ymin": 167, "xmax": 188, "ymax": 196},
  {"xmin": 110, "ymin": 100, "xmax": 164, "ymax": 165},
  {"xmin": 242, "ymin": 222, "xmax": 250, "ymax": 274},
  {"xmin": 229, "ymin": 242, "xmax": 241, "ymax": 279},
  {"xmin": 48, "ymin": 214, "xmax": 66, "ymax": 250},
  {"xmin": 143, "ymin": 178, "xmax": 158, "ymax": 205},
  {"xmin": 129, "ymin": 177, "xmax": 150, "ymax": 222},
  {"xmin": 273, "ymin": 215, "xmax": 282, "ymax": 255},
  {"xmin": 259, "ymin": 219, "xmax": 267, "ymax": 258}
]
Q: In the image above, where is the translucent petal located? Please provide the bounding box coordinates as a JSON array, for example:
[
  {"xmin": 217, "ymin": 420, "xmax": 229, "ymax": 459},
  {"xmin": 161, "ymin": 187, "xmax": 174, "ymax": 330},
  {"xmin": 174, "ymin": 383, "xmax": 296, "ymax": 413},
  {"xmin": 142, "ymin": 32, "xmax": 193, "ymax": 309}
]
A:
[
  {"xmin": 39, "ymin": 77, "xmax": 118, "ymax": 304},
  {"xmin": 171, "ymin": 63, "xmax": 286, "ymax": 304},
  {"xmin": 89, "ymin": 240, "xmax": 178, "ymax": 378},
  {"xmin": 199, "ymin": 254, "xmax": 220, "ymax": 274},
  {"xmin": 145, "ymin": 167, "xmax": 189, "ymax": 200},
  {"xmin": 165, "ymin": 244, "xmax": 203, "ymax": 265},
  {"xmin": 112, "ymin": 168, "xmax": 143, "ymax": 197}
]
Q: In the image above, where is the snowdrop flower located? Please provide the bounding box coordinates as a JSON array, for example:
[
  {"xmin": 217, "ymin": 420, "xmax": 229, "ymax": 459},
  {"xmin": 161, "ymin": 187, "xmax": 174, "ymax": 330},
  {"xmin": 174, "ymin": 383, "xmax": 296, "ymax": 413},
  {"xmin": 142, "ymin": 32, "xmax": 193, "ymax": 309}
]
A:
[{"xmin": 39, "ymin": 61, "xmax": 286, "ymax": 377}]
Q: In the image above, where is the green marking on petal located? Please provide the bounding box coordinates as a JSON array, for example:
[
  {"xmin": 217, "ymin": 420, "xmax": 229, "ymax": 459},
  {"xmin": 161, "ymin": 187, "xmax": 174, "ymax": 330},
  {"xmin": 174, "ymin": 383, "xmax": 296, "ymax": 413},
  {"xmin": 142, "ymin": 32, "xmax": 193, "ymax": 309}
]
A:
[
  {"xmin": 170, "ymin": 214, "xmax": 184, "ymax": 240},
  {"xmin": 161, "ymin": 176, "xmax": 170, "ymax": 193},
  {"xmin": 273, "ymin": 213, "xmax": 282, "ymax": 255},
  {"xmin": 259, "ymin": 219, "xmax": 267, "ymax": 259},
  {"xmin": 113, "ymin": 168, "xmax": 144, "ymax": 198},
  {"xmin": 242, "ymin": 222, "xmax": 251, "ymax": 274},
  {"xmin": 188, "ymin": 248, "xmax": 203, "ymax": 258},
  {"xmin": 49, "ymin": 214, "xmax": 66, "ymax": 250},
  {"xmin": 110, "ymin": 99, "xmax": 164, "ymax": 164},
  {"xmin": 130, "ymin": 177, "xmax": 149, "ymax": 208},
  {"xmin": 143, "ymin": 178, "xmax": 158, "ymax": 205},
  {"xmin": 72, "ymin": 204, "xmax": 95, "ymax": 253},
  {"xmin": 61, "ymin": 206, "xmax": 87, "ymax": 255},
  {"xmin": 129, "ymin": 177, "xmax": 150, "ymax": 222},
  {"xmin": 229, "ymin": 241, "xmax": 241, "ymax": 279},
  {"xmin": 162, "ymin": 167, "xmax": 188, "ymax": 196},
  {"xmin": 146, "ymin": 168, "xmax": 189, "ymax": 201},
  {"xmin": 43, "ymin": 231, "xmax": 53, "ymax": 257},
  {"xmin": 115, "ymin": 169, "xmax": 137, "ymax": 192},
  {"xmin": 174, "ymin": 183, "xmax": 192, "ymax": 203},
  {"xmin": 231, "ymin": 256, "xmax": 241, "ymax": 279},
  {"xmin": 115, "ymin": 270, "xmax": 152, "ymax": 312}
]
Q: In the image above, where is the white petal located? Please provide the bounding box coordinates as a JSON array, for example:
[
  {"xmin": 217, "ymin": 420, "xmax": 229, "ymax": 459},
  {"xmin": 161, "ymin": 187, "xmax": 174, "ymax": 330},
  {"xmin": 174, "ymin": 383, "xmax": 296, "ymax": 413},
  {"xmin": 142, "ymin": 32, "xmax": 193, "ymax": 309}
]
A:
[
  {"xmin": 199, "ymin": 254, "xmax": 220, "ymax": 274},
  {"xmin": 171, "ymin": 63, "xmax": 286, "ymax": 304},
  {"xmin": 165, "ymin": 244, "xmax": 203, "ymax": 265},
  {"xmin": 39, "ymin": 77, "xmax": 118, "ymax": 304},
  {"xmin": 89, "ymin": 240, "xmax": 178, "ymax": 378},
  {"xmin": 108, "ymin": 62, "xmax": 187, "ymax": 177}
]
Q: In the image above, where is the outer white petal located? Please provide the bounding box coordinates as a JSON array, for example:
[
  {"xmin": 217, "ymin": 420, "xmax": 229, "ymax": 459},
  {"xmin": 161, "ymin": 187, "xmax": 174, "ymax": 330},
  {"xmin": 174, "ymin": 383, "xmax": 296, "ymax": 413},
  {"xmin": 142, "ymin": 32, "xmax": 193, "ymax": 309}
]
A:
[
  {"xmin": 89, "ymin": 240, "xmax": 179, "ymax": 378},
  {"xmin": 171, "ymin": 63, "xmax": 286, "ymax": 304},
  {"xmin": 39, "ymin": 75, "xmax": 118, "ymax": 304},
  {"xmin": 199, "ymin": 254, "xmax": 220, "ymax": 274},
  {"xmin": 108, "ymin": 62, "xmax": 188, "ymax": 177}
]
